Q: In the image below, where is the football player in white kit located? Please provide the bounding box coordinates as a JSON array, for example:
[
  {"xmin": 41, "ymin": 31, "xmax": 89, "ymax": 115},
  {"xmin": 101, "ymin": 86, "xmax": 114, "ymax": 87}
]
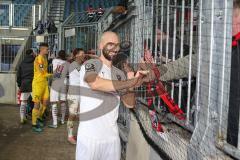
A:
[
  {"xmin": 76, "ymin": 31, "xmax": 148, "ymax": 160},
  {"xmin": 48, "ymin": 50, "xmax": 69, "ymax": 128},
  {"xmin": 67, "ymin": 48, "xmax": 86, "ymax": 144}
]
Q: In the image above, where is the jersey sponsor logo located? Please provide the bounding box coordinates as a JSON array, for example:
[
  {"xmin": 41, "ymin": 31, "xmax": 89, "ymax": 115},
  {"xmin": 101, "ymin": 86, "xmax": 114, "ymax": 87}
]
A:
[
  {"xmin": 116, "ymin": 75, "xmax": 121, "ymax": 80},
  {"xmin": 56, "ymin": 65, "xmax": 64, "ymax": 73},
  {"xmin": 85, "ymin": 63, "xmax": 95, "ymax": 72},
  {"xmin": 54, "ymin": 65, "xmax": 64, "ymax": 78}
]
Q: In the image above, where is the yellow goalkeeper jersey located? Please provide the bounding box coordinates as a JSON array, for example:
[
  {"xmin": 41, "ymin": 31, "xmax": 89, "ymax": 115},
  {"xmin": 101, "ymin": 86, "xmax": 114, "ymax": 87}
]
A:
[{"xmin": 33, "ymin": 54, "xmax": 51, "ymax": 82}]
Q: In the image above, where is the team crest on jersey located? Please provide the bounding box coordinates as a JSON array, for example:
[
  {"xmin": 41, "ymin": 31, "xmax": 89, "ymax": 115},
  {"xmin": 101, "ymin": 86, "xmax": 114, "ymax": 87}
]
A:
[
  {"xmin": 85, "ymin": 63, "xmax": 95, "ymax": 72},
  {"xmin": 39, "ymin": 64, "xmax": 43, "ymax": 68},
  {"xmin": 116, "ymin": 75, "xmax": 121, "ymax": 80}
]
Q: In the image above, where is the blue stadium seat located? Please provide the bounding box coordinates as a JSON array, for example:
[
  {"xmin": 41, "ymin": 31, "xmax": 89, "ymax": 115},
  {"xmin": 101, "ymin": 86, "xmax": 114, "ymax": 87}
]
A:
[
  {"xmin": 83, "ymin": 1, "xmax": 88, "ymax": 11},
  {"xmin": 64, "ymin": 0, "xmax": 70, "ymax": 19},
  {"xmin": 105, "ymin": 0, "xmax": 109, "ymax": 7},
  {"xmin": 63, "ymin": 0, "xmax": 122, "ymax": 21},
  {"xmin": 80, "ymin": 4, "xmax": 84, "ymax": 12},
  {"xmin": 74, "ymin": 0, "xmax": 79, "ymax": 13}
]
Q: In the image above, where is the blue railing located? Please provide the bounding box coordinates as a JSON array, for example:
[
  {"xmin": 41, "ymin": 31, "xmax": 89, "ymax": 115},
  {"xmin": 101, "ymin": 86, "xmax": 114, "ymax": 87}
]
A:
[
  {"xmin": 0, "ymin": 4, "xmax": 9, "ymax": 26},
  {"xmin": 0, "ymin": 2, "xmax": 40, "ymax": 27}
]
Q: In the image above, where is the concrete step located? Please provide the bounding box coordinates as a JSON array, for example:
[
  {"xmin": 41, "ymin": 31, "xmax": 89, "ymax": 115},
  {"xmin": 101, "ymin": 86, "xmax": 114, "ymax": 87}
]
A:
[
  {"xmin": 48, "ymin": 16, "xmax": 61, "ymax": 20},
  {"xmin": 50, "ymin": 9, "xmax": 64, "ymax": 12},
  {"xmin": 50, "ymin": 11, "xmax": 64, "ymax": 14}
]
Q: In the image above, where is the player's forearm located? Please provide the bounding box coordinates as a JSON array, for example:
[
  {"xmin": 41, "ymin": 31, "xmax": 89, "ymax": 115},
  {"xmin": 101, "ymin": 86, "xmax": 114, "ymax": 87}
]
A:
[
  {"xmin": 121, "ymin": 92, "xmax": 136, "ymax": 108},
  {"xmin": 45, "ymin": 73, "xmax": 52, "ymax": 77},
  {"xmin": 42, "ymin": 71, "xmax": 52, "ymax": 78},
  {"xmin": 90, "ymin": 77, "xmax": 136, "ymax": 92}
]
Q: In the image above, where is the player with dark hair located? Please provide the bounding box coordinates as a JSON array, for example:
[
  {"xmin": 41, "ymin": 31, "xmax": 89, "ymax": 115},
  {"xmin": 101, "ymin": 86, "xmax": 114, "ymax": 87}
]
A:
[
  {"xmin": 17, "ymin": 49, "xmax": 35, "ymax": 124},
  {"xmin": 67, "ymin": 48, "xmax": 85, "ymax": 144},
  {"xmin": 31, "ymin": 42, "xmax": 52, "ymax": 132},
  {"xmin": 48, "ymin": 50, "xmax": 69, "ymax": 128}
]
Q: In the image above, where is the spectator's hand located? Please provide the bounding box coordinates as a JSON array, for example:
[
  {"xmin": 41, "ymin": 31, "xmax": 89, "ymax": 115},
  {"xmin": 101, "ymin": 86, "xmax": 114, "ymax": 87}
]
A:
[
  {"xmin": 144, "ymin": 49, "xmax": 154, "ymax": 64},
  {"xmin": 138, "ymin": 50, "xmax": 155, "ymax": 70},
  {"xmin": 138, "ymin": 57, "xmax": 148, "ymax": 70},
  {"xmin": 133, "ymin": 70, "xmax": 149, "ymax": 87},
  {"xmin": 142, "ymin": 71, "xmax": 156, "ymax": 83}
]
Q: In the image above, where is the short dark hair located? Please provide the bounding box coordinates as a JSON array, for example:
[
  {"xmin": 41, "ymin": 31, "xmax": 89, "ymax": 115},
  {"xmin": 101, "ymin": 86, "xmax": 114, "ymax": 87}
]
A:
[
  {"xmin": 39, "ymin": 42, "xmax": 49, "ymax": 48},
  {"xmin": 58, "ymin": 50, "xmax": 66, "ymax": 60},
  {"xmin": 72, "ymin": 48, "xmax": 85, "ymax": 58},
  {"xmin": 234, "ymin": 0, "xmax": 240, "ymax": 9},
  {"xmin": 112, "ymin": 53, "xmax": 128, "ymax": 71},
  {"xmin": 26, "ymin": 49, "xmax": 33, "ymax": 55}
]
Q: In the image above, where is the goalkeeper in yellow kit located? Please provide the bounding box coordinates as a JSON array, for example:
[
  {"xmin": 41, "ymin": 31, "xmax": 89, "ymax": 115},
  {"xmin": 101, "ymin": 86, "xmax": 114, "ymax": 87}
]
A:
[{"xmin": 32, "ymin": 43, "xmax": 52, "ymax": 132}]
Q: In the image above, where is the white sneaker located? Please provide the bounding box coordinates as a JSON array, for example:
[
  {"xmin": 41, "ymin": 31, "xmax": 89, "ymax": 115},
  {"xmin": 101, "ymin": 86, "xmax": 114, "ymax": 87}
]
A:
[
  {"xmin": 60, "ymin": 120, "xmax": 65, "ymax": 125},
  {"xmin": 68, "ymin": 136, "xmax": 77, "ymax": 145},
  {"xmin": 48, "ymin": 124, "xmax": 58, "ymax": 129}
]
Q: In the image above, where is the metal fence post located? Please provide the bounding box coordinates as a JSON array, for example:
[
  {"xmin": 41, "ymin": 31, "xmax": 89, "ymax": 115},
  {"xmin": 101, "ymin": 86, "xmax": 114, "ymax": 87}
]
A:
[
  {"xmin": 187, "ymin": 0, "xmax": 233, "ymax": 159},
  {"xmin": 9, "ymin": 3, "xmax": 13, "ymax": 27},
  {"xmin": 32, "ymin": 5, "xmax": 36, "ymax": 29}
]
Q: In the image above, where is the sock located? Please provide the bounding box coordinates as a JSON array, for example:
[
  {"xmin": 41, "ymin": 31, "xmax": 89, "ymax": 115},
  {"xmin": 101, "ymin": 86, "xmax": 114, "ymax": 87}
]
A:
[
  {"xmin": 39, "ymin": 104, "xmax": 47, "ymax": 119},
  {"xmin": 67, "ymin": 120, "xmax": 74, "ymax": 138},
  {"xmin": 60, "ymin": 102, "xmax": 66, "ymax": 123},
  {"xmin": 52, "ymin": 104, "xmax": 58, "ymax": 126},
  {"xmin": 20, "ymin": 101, "xmax": 27, "ymax": 120},
  {"xmin": 32, "ymin": 108, "xmax": 39, "ymax": 125}
]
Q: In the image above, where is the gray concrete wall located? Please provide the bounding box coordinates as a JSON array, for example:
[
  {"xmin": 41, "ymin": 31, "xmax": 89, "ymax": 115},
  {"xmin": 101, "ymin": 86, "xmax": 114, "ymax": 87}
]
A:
[
  {"xmin": 0, "ymin": 29, "xmax": 31, "ymax": 39},
  {"xmin": 126, "ymin": 113, "xmax": 163, "ymax": 160},
  {"xmin": 0, "ymin": 73, "xmax": 17, "ymax": 104},
  {"xmin": 126, "ymin": 113, "xmax": 151, "ymax": 160},
  {"xmin": 150, "ymin": 148, "xmax": 163, "ymax": 160}
]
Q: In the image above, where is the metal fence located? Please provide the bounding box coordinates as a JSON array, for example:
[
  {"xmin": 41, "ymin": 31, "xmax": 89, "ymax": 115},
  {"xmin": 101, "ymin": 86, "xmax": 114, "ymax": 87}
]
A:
[
  {"xmin": 104, "ymin": 0, "xmax": 236, "ymax": 159},
  {"xmin": 0, "ymin": 0, "xmax": 238, "ymax": 159},
  {"xmin": 62, "ymin": 11, "xmax": 108, "ymax": 55},
  {"xmin": 63, "ymin": 25, "xmax": 98, "ymax": 54},
  {"xmin": 0, "ymin": 2, "xmax": 41, "ymax": 28},
  {"xmin": 0, "ymin": 33, "xmax": 59, "ymax": 72}
]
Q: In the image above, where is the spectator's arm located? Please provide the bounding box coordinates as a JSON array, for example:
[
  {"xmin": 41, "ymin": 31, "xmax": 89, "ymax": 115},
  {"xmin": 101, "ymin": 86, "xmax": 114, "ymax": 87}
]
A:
[{"xmin": 160, "ymin": 54, "xmax": 197, "ymax": 81}]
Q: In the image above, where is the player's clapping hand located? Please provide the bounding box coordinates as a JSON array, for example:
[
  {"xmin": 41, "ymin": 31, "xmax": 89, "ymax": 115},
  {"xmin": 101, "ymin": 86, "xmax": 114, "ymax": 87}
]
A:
[{"xmin": 127, "ymin": 71, "xmax": 135, "ymax": 79}]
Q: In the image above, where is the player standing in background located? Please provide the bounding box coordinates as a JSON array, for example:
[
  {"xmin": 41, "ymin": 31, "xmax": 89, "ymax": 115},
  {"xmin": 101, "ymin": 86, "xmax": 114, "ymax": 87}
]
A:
[
  {"xmin": 48, "ymin": 50, "xmax": 69, "ymax": 128},
  {"xmin": 17, "ymin": 49, "xmax": 35, "ymax": 124},
  {"xmin": 32, "ymin": 43, "xmax": 52, "ymax": 133},
  {"xmin": 67, "ymin": 48, "xmax": 86, "ymax": 144}
]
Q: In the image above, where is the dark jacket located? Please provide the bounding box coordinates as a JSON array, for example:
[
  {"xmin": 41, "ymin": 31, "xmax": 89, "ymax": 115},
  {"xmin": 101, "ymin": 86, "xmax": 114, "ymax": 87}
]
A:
[
  {"xmin": 17, "ymin": 55, "xmax": 35, "ymax": 92},
  {"xmin": 227, "ymin": 32, "xmax": 240, "ymax": 147}
]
